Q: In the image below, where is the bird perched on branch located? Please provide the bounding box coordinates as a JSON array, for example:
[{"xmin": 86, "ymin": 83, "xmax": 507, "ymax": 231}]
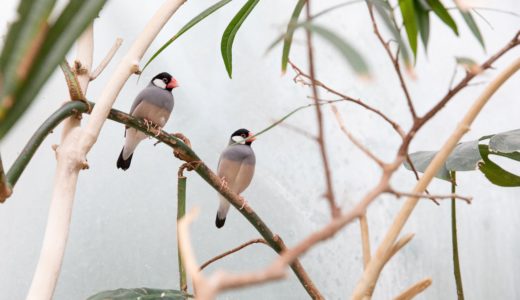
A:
[
  {"xmin": 216, "ymin": 128, "xmax": 256, "ymax": 228},
  {"xmin": 117, "ymin": 72, "xmax": 178, "ymax": 170}
]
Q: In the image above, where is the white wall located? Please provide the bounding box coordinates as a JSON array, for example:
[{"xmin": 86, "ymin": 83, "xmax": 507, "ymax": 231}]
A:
[{"xmin": 1, "ymin": 0, "xmax": 519, "ymax": 299}]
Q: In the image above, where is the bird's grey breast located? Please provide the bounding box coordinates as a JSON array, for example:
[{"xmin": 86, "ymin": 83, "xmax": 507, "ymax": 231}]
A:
[
  {"xmin": 221, "ymin": 145, "xmax": 255, "ymax": 165},
  {"xmin": 140, "ymin": 85, "xmax": 174, "ymax": 112}
]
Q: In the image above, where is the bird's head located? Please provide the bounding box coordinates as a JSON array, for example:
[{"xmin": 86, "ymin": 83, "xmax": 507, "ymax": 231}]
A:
[
  {"xmin": 230, "ymin": 128, "xmax": 255, "ymax": 146},
  {"xmin": 151, "ymin": 72, "xmax": 178, "ymax": 91}
]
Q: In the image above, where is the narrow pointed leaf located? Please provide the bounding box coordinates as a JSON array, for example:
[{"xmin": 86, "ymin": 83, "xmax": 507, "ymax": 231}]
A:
[
  {"xmin": 398, "ymin": 0, "xmax": 418, "ymax": 57},
  {"xmin": 221, "ymin": 0, "xmax": 260, "ymax": 78},
  {"xmin": 415, "ymin": 3, "xmax": 430, "ymax": 49},
  {"xmin": 427, "ymin": 0, "xmax": 458, "ymax": 35},
  {"xmin": 303, "ymin": 23, "xmax": 370, "ymax": 76},
  {"xmin": 0, "ymin": 0, "xmax": 56, "ymax": 120},
  {"xmin": 142, "ymin": 0, "xmax": 232, "ymax": 73},
  {"xmin": 0, "ymin": 0, "xmax": 107, "ymax": 140},
  {"xmin": 281, "ymin": 0, "xmax": 306, "ymax": 73},
  {"xmin": 460, "ymin": 9, "xmax": 485, "ymax": 49}
]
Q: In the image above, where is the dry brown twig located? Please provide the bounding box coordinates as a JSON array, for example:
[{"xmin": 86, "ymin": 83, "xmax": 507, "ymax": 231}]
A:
[
  {"xmin": 388, "ymin": 189, "xmax": 473, "ymax": 204},
  {"xmin": 200, "ymin": 238, "xmax": 268, "ymax": 271},
  {"xmin": 394, "ymin": 277, "xmax": 433, "ymax": 300}
]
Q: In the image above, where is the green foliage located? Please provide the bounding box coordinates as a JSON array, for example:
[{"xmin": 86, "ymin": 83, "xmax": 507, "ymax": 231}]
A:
[
  {"xmin": 427, "ymin": 0, "xmax": 458, "ymax": 35},
  {"xmin": 404, "ymin": 129, "xmax": 520, "ymax": 186},
  {"xmin": 221, "ymin": 0, "xmax": 260, "ymax": 78},
  {"xmin": 399, "ymin": 0, "xmax": 419, "ymax": 57},
  {"xmin": 142, "ymin": 0, "xmax": 232, "ymax": 73},
  {"xmin": 87, "ymin": 288, "xmax": 190, "ymax": 300},
  {"xmin": 281, "ymin": 0, "xmax": 306, "ymax": 73},
  {"xmin": 0, "ymin": 0, "xmax": 107, "ymax": 140},
  {"xmin": 459, "ymin": 9, "xmax": 485, "ymax": 49}
]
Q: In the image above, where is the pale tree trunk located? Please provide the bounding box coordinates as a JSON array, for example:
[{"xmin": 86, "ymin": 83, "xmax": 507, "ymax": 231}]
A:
[{"xmin": 26, "ymin": 1, "xmax": 186, "ymax": 299}]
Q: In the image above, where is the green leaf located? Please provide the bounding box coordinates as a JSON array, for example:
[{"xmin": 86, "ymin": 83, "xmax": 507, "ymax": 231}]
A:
[
  {"xmin": 489, "ymin": 129, "xmax": 520, "ymax": 153},
  {"xmin": 370, "ymin": 0, "xmax": 411, "ymax": 66},
  {"xmin": 480, "ymin": 144, "xmax": 520, "ymax": 163},
  {"xmin": 445, "ymin": 140, "xmax": 481, "ymax": 171},
  {"xmin": 87, "ymin": 288, "xmax": 190, "ymax": 300},
  {"xmin": 415, "ymin": 2, "xmax": 430, "ymax": 50},
  {"xmin": 142, "ymin": 0, "xmax": 232, "ymax": 73},
  {"xmin": 0, "ymin": 0, "xmax": 107, "ymax": 140},
  {"xmin": 221, "ymin": 0, "xmax": 260, "ymax": 78},
  {"xmin": 302, "ymin": 23, "xmax": 370, "ymax": 76},
  {"xmin": 398, "ymin": 0, "xmax": 419, "ymax": 57},
  {"xmin": 427, "ymin": 0, "xmax": 458, "ymax": 35},
  {"xmin": 460, "ymin": 9, "xmax": 485, "ymax": 49},
  {"xmin": 281, "ymin": 0, "xmax": 306, "ymax": 73},
  {"xmin": 0, "ymin": 0, "xmax": 56, "ymax": 119},
  {"xmin": 478, "ymin": 144, "xmax": 520, "ymax": 187},
  {"xmin": 404, "ymin": 150, "xmax": 450, "ymax": 181}
]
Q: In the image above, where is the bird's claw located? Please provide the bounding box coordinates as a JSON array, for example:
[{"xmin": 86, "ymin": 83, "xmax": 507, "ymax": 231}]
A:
[
  {"xmin": 239, "ymin": 196, "xmax": 248, "ymax": 210},
  {"xmin": 220, "ymin": 177, "xmax": 228, "ymax": 189}
]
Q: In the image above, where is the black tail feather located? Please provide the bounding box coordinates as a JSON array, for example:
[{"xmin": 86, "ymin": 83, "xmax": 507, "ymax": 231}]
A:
[
  {"xmin": 116, "ymin": 149, "xmax": 133, "ymax": 170},
  {"xmin": 215, "ymin": 214, "xmax": 226, "ymax": 228}
]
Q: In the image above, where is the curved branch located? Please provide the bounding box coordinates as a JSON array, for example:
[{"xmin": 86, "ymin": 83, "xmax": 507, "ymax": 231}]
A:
[{"xmin": 200, "ymin": 238, "xmax": 267, "ymax": 270}]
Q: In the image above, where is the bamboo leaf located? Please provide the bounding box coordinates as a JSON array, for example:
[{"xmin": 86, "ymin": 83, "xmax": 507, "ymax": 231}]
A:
[
  {"xmin": 281, "ymin": 0, "xmax": 306, "ymax": 73},
  {"xmin": 221, "ymin": 0, "xmax": 260, "ymax": 78},
  {"xmin": 302, "ymin": 23, "xmax": 370, "ymax": 76},
  {"xmin": 398, "ymin": 0, "xmax": 418, "ymax": 57},
  {"xmin": 415, "ymin": 2, "xmax": 430, "ymax": 49},
  {"xmin": 0, "ymin": 0, "xmax": 107, "ymax": 140},
  {"xmin": 142, "ymin": 0, "xmax": 232, "ymax": 73},
  {"xmin": 427, "ymin": 0, "xmax": 458, "ymax": 35},
  {"xmin": 460, "ymin": 9, "xmax": 485, "ymax": 49}
]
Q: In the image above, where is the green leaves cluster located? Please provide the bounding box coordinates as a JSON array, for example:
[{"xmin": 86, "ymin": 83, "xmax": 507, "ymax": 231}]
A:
[
  {"xmin": 396, "ymin": 0, "xmax": 485, "ymax": 58},
  {"xmin": 0, "ymin": 0, "xmax": 107, "ymax": 140},
  {"xmin": 404, "ymin": 129, "xmax": 520, "ymax": 186}
]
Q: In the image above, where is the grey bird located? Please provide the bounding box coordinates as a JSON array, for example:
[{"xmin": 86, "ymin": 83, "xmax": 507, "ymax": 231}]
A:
[
  {"xmin": 215, "ymin": 128, "xmax": 256, "ymax": 228},
  {"xmin": 117, "ymin": 72, "xmax": 178, "ymax": 170}
]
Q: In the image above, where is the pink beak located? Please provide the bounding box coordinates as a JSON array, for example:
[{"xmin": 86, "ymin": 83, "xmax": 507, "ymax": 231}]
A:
[{"xmin": 167, "ymin": 77, "xmax": 178, "ymax": 89}]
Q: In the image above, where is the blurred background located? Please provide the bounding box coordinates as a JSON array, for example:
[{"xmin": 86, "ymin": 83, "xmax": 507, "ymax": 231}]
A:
[{"xmin": 0, "ymin": 0, "xmax": 519, "ymax": 299}]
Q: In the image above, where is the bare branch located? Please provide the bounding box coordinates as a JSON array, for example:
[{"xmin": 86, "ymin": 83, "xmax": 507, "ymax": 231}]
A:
[
  {"xmin": 289, "ymin": 61, "xmax": 405, "ymax": 138},
  {"xmin": 304, "ymin": 1, "xmax": 340, "ymax": 218},
  {"xmin": 200, "ymin": 239, "xmax": 268, "ymax": 270},
  {"xmin": 0, "ymin": 153, "xmax": 12, "ymax": 202},
  {"xmin": 394, "ymin": 278, "xmax": 432, "ymax": 300},
  {"xmin": 353, "ymin": 56, "xmax": 520, "ymax": 300},
  {"xmin": 366, "ymin": 2, "xmax": 417, "ymax": 120},
  {"xmin": 90, "ymin": 38, "xmax": 123, "ymax": 80},
  {"xmin": 274, "ymin": 120, "xmax": 318, "ymax": 141},
  {"xmin": 359, "ymin": 215, "xmax": 371, "ymax": 269},
  {"xmin": 387, "ymin": 189, "xmax": 473, "ymax": 204},
  {"xmin": 331, "ymin": 104, "xmax": 386, "ymax": 168}
]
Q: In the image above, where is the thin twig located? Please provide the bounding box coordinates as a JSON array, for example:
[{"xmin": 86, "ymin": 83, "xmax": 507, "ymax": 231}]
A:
[
  {"xmin": 200, "ymin": 239, "xmax": 268, "ymax": 270},
  {"xmin": 387, "ymin": 189, "xmax": 472, "ymax": 204},
  {"xmin": 359, "ymin": 215, "xmax": 371, "ymax": 269},
  {"xmin": 394, "ymin": 277, "xmax": 432, "ymax": 300},
  {"xmin": 352, "ymin": 56, "xmax": 520, "ymax": 300},
  {"xmin": 450, "ymin": 171, "xmax": 465, "ymax": 300},
  {"xmin": 274, "ymin": 121, "xmax": 318, "ymax": 141},
  {"xmin": 289, "ymin": 61, "xmax": 405, "ymax": 138},
  {"xmin": 304, "ymin": 1, "xmax": 340, "ymax": 218},
  {"xmin": 367, "ymin": 2, "xmax": 417, "ymax": 120},
  {"xmin": 331, "ymin": 104, "xmax": 386, "ymax": 168},
  {"xmin": 0, "ymin": 153, "xmax": 12, "ymax": 202},
  {"xmin": 90, "ymin": 38, "xmax": 123, "ymax": 80}
]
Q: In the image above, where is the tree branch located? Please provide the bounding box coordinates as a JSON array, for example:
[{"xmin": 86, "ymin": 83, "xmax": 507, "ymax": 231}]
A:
[
  {"xmin": 0, "ymin": 154, "xmax": 12, "ymax": 202},
  {"xmin": 90, "ymin": 38, "xmax": 123, "ymax": 81},
  {"xmin": 200, "ymin": 238, "xmax": 268, "ymax": 271},
  {"xmin": 394, "ymin": 277, "xmax": 432, "ymax": 300},
  {"xmin": 352, "ymin": 56, "xmax": 520, "ymax": 300},
  {"xmin": 304, "ymin": 0, "xmax": 339, "ymax": 218},
  {"xmin": 387, "ymin": 189, "xmax": 472, "ymax": 204}
]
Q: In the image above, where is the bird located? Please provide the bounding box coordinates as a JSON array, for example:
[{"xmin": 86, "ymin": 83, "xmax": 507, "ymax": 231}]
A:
[
  {"xmin": 116, "ymin": 72, "xmax": 178, "ymax": 170},
  {"xmin": 215, "ymin": 128, "xmax": 256, "ymax": 228}
]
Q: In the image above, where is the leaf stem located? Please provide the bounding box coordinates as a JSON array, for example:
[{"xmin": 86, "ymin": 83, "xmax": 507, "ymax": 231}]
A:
[
  {"xmin": 450, "ymin": 171, "xmax": 464, "ymax": 300},
  {"xmin": 0, "ymin": 153, "xmax": 12, "ymax": 202}
]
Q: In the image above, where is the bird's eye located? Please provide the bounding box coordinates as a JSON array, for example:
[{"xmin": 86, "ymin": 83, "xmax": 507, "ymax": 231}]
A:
[
  {"xmin": 163, "ymin": 78, "xmax": 168, "ymax": 83},
  {"xmin": 241, "ymin": 134, "xmax": 246, "ymax": 138}
]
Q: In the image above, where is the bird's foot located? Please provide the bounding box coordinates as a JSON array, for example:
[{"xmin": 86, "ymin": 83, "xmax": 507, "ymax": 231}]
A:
[
  {"xmin": 238, "ymin": 196, "xmax": 248, "ymax": 210},
  {"xmin": 173, "ymin": 132, "xmax": 192, "ymax": 148},
  {"xmin": 143, "ymin": 118, "xmax": 152, "ymax": 131},
  {"xmin": 220, "ymin": 177, "xmax": 228, "ymax": 189}
]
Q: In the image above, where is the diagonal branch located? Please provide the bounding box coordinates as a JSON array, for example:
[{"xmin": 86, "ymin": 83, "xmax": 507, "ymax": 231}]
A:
[
  {"xmin": 0, "ymin": 153, "xmax": 12, "ymax": 202},
  {"xmin": 200, "ymin": 238, "xmax": 268, "ymax": 270},
  {"xmin": 90, "ymin": 38, "xmax": 123, "ymax": 81},
  {"xmin": 304, "ymin": 0, "xmax": 340, "ymax": 218},
  {"xmin": 366, "ymin": 2, "xmax": 417, "ymax": 120}
]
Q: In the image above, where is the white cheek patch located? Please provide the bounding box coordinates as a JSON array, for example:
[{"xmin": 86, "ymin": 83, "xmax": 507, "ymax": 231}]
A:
[
  {"xmin": 153, "ymin": 78, "xmax": 167, "ymax": 89},
  {"xmin": 232, "ymin": 136, "xmax": 246, "ymax": 144}
]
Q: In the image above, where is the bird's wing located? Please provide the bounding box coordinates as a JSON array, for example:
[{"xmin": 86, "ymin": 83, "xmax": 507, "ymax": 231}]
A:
[
  {"xmin": 131, "ymin": 100, "xmax": 171, "ymax": 127},
  {"xmin": 217, "ymin": 157, "xmax": 242, "ymax": 188},
  {"xmin": 232, "ymin": 163, "xmax": 255, "ymax": 194}
]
